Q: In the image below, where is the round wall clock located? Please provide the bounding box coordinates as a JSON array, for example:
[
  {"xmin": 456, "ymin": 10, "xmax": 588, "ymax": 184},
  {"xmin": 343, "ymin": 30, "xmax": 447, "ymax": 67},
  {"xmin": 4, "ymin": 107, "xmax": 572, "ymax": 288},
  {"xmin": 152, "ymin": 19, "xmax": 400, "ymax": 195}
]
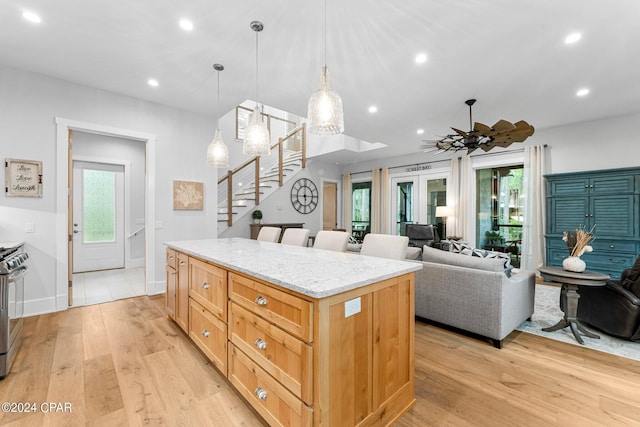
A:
[{"xmin": 290, "ymin": 178, "xmax": 318, "ymax": 214}]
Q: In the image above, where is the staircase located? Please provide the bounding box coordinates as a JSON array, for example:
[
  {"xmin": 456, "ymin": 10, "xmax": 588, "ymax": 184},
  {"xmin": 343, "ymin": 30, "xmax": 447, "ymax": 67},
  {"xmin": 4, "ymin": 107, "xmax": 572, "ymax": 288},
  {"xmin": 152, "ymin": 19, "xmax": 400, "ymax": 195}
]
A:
[{"xmin": 217, "ymin": 124, "xmax": 306, "ymax": 234}]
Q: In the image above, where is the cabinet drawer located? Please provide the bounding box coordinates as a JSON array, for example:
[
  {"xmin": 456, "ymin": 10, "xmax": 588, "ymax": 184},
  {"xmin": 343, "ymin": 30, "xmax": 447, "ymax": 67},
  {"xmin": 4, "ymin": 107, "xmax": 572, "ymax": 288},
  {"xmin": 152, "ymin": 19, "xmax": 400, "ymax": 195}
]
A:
[
  {"xmin": 229, "ymin": 272, "xmax": 313, "ymax": 342},
  {"xmin": 189, "ymin": 257, "xmax": 228, "ymax": 321},
  {"xmin": 189, "ymin": 299, "xmax": 227, "ymax": 374},
  {"xmin": 584, "ymin": 252, "xmax": 636, "ymax": 270},
  {"xmin": 228, "ymin": 345, "xmax": 312, "ymax": 427},
  {"xmin": 229, "ymin": 303, "xmax": 313, "ymax": 404},
  {"xmin": 591, "ymin": 240, "xmax": 639, "ymax": 253},
  {"xmin": 166, "ymin": 248, "xmax": 177, "ymax": 269}
]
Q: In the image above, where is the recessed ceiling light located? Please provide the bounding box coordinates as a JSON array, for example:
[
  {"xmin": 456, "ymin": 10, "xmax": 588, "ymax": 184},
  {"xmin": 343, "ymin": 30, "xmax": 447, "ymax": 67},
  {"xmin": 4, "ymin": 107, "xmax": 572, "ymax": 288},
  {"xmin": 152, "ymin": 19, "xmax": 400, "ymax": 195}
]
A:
[
  {"xmin": 415, "ymin": 53, "xmax": 428, "ymax": 64},
  {"xmin": 179, "ymin": 19, "xmax": 194, "ymax": 31},
  {"xmin": 576, "ymin": 88, "xmax": 590, "ymax": 97},
  {"xmin": 368, "ymin": 105, "xmax": 378, "ymax": 114},
  {"xmin": 22, "ymin": 11, "xmax": 41, "ymax": 23},
  {"xmin": 147, "ymin": 79, "xmax": 159, "ymax": 87},
  {"xmin": 565, "ymin": 32, "xmax": 582, "ymax": 44},
  {"xmin": 416, "ymin": 129, "xmax": 425, "ymax": 135}
]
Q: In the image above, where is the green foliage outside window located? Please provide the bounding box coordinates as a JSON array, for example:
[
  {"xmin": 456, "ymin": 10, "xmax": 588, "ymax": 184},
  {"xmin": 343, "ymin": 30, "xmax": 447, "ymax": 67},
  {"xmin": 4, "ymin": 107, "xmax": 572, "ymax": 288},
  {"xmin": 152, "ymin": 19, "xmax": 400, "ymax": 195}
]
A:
[{"xmin": 83, "ymin": 169, "xmax": 116, "ymax": 243}]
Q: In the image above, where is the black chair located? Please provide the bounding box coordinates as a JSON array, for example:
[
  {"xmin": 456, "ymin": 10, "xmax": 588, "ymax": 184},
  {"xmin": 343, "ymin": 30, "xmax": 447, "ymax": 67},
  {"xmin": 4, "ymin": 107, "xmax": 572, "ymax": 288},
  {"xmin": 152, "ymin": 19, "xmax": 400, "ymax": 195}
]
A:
[
  {"xmin": 405, "ymin": 224, "xmax": 439, "ymax": 249},
  {"xmin": 575, "ymin": 255, "xmax": 640, "ymax": 341}
]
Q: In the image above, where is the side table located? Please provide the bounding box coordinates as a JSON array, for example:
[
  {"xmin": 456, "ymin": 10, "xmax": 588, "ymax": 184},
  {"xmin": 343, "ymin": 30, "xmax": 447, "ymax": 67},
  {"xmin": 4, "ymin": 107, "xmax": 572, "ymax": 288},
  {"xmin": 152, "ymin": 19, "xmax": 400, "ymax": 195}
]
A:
[{"xmin": 538, "ymin": 266, "xmax": 610, "ymax": 345}]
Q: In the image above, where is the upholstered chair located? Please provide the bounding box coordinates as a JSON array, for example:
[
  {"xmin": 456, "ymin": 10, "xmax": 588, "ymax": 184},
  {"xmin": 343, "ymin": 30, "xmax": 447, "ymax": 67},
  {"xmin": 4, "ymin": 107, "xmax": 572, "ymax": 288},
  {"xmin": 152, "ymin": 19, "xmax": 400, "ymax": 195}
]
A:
[
  {"xmin": 405, "ymin": 224, "xmax": 438, "ymax": 249},
  {"xmin": 360, "ymin": 234, "xmax": 409, "ymax": 260},
  {"xmin": 256, "ymin": 226, "xmax": 281, "ymax": 243},
  {"xmin": 280, "ymin": 228, "xmax": 311, "ymax": 247},
  {"xmin": 313, "ymin": 230, "xmax": 349, "ymax": 252},
  {"xmin": 576, "ymin": 254, "xmax": 640, "ymax": 341}
]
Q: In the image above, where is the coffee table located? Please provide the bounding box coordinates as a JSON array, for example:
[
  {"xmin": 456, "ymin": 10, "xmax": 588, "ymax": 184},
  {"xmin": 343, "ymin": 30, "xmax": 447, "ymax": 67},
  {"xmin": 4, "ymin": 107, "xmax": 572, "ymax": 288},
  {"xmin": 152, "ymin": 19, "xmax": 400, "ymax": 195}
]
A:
[{"xmin": 538, "ymin": 265, "xmax": 610, "ymax": 345}]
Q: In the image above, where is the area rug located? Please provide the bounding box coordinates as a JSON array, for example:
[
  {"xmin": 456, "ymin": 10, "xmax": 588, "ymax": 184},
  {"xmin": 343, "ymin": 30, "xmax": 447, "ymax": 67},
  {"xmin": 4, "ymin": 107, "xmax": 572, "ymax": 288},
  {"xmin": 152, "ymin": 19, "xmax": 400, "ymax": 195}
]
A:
[{"xmin": 516, "ymin": 284, "xmax": 640, "ymax": 361}]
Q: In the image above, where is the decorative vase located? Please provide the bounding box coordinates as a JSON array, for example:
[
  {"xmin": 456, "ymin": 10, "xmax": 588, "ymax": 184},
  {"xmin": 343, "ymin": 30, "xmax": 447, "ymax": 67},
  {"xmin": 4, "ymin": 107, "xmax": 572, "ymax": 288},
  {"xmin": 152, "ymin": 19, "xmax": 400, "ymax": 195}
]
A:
[{"xmin": 562, "ymin": 256, "xmax": 586, "ymax": 273}]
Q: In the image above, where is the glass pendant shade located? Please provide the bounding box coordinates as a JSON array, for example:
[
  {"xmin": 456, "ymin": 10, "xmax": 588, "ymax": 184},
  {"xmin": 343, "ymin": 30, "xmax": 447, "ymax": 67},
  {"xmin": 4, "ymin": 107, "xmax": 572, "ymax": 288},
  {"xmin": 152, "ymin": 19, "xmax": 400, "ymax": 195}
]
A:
[
  {"xmin": 308, "ymin": 66, "xmax": 344, "ymax": 136},
  {"xmin": 207, "ymin": 129, "xmax": 229, "ymax": 168},
  {"xmin": 242, "ymin": 106, "xmax": 271, "ymax": 156}
]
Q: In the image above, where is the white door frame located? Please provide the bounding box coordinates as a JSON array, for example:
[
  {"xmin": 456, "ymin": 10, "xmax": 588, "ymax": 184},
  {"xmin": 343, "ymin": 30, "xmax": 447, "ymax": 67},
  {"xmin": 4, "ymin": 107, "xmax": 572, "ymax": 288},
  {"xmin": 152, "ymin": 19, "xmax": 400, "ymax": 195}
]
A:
[
  {"xmin": 55, "ymin": 117, "xmax": 156, "ymax": 311},
  {"xmin": 73, "ymin": 156, "xmax": 131, "ymax": 270}
]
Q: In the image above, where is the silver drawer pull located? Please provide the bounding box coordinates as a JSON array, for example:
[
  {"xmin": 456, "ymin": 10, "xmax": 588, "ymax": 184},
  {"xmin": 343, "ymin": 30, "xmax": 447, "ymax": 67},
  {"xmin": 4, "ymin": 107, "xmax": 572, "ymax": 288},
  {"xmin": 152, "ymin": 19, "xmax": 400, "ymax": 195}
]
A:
[
  {"xmin": 254, "ymin": 386, "xmax": 268, "ymax": 400},
  {"xmin": 610, "ymin": 245, "xmax": 615, "ymax": 248},
  {"xmin": 255, "ymin": 296, "xmax": 268, "ymax": 306},
  {"xmin": 254, "ymin": 338, "xmax": 267, "ymax": 350},
  {"xmin": 168, "ymin": 255, "xmax": 174, "ymax": 260},
  {"xmin": 201, "ymin": 329, "xmax": 210, "ymax": 337},
  {"xmin": 179, "ymin": 261, "xmax": 185, "ymax": 266},
  {"xmin": 202, "ymin": 282, "xmax": 210, "ymax": 289}
]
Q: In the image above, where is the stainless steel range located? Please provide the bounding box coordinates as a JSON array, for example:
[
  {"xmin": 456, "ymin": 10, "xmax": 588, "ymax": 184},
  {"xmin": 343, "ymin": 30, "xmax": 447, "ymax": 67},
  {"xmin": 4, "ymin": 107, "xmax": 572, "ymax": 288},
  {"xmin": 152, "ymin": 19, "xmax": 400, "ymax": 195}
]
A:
[{"xmin": 0, "ymin": 242, "xmax": 28, "ymax": 380}]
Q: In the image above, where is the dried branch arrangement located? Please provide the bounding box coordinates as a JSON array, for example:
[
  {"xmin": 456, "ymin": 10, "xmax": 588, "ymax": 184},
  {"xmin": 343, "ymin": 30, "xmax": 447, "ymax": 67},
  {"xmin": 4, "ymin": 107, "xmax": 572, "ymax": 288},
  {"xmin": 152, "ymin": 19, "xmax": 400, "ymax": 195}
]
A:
[{"xmin": 563, "ymin": 225, "xmax": 595, "ymax": 257}]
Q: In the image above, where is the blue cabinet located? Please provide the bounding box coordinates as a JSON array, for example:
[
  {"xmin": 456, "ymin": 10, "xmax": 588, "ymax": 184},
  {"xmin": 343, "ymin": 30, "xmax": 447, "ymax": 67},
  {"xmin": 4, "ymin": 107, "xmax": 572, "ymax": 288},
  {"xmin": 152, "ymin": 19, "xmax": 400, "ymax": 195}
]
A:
[{"xmin": 545, "ymin": 168, "xmax": 640, "ymax": 279}]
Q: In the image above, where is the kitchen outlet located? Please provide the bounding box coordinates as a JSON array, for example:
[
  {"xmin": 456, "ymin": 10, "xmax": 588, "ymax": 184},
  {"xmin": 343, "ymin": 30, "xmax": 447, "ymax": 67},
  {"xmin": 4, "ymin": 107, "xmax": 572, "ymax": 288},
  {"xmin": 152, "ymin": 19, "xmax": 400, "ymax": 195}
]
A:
[
  {"xmin": 344, "ymin": 297, "xmax": 361, "ymax": 318},
  {"xmin": 24, "ymin": 222, "xmax": 35, "ymax": 233}
]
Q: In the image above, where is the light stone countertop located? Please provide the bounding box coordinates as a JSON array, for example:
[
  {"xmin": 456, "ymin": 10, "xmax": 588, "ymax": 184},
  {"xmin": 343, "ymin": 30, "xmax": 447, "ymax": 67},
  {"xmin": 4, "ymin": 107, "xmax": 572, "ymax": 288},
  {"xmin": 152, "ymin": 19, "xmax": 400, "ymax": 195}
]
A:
[{"xmin": 165, "ymin": 238, "xmax": 422, "ymax": 299}]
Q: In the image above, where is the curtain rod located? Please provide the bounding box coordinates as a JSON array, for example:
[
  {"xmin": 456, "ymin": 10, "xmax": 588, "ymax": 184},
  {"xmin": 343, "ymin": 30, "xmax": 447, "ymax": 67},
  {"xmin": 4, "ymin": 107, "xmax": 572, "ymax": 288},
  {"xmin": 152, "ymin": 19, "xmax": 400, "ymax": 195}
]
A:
[
  {"xmin": 347, "ymin": 158, "xmax": 451, "ymax": 176},
  {"xmin": 345, "ymin": 145, "xmax": 549, "ymax": 176}
]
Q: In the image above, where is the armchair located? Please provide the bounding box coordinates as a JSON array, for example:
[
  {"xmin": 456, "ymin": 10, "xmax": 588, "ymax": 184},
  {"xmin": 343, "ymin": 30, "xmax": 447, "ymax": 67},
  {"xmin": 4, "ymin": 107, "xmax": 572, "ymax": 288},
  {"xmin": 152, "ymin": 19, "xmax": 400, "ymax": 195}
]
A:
[
  {"xmin": 575, "ymin": 255, "xmax": 640, "ymax": 341},
  {"xmin": 405, "ymin": 224, "xmax": 439, "ymax": 249}
]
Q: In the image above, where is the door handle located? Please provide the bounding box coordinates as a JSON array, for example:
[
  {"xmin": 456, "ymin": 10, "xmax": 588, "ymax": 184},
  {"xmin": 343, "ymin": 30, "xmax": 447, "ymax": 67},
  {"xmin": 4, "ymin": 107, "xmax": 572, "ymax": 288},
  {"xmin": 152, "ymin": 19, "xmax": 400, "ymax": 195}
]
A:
[{"xmin": 73, "ymin": 230, "xmax": 79, "ymax": 233}]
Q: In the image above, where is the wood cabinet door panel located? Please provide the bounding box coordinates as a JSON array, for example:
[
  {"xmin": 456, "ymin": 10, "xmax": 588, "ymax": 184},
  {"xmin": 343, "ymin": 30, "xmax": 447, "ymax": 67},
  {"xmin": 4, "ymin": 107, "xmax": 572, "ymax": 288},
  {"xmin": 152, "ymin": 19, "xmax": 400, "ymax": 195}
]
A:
[
  {"xmin": 591, "ymin": 195, "xmax": 637, "ymax": 237},
  {"xmin": 189, "ymin": 299, "xmax": 227, "ymax": 373},
  {"xmin": 229, "ymin": 345, "xmax": 312, "ymax": 427},
  {"xmin": 176, "ymin": 252, "xmax": 189, "ymax": 333},
  {"xmin": 189, "ymin": 257, "xmax": 228, "ymax": 321},
  {"xmin": 547, "ymin": 197, "xmax": 589, "ymax": 235},
  {"xmin": 229, "ymin": 302, "xmax": 312, "ymax": 404},
  {"xmin": 166, "ymin": 248, "xmax": 176, "ymax": 269},
  {"xmin": 229, "ymin": 272, "xmax": 313, "ymax": 342},
  {"xmin": 590, "ymin": 175, "xmax": 636, "ymax": 194},
  {"xmin": 166, "ymin": 265, "xmax": 176, "ymax": 319}
]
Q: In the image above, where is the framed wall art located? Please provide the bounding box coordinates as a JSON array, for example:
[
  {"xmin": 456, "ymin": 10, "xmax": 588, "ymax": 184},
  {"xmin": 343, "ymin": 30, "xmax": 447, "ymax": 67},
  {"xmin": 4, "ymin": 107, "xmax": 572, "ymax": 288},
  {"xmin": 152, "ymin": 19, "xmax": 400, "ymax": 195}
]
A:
[
  {"xmin": 5, "ymin": 158, "xmax": 43, "ymax": 197},
  {"xmin": 173, "ymin": 180, "xmax": 204, "ymax": 210}
]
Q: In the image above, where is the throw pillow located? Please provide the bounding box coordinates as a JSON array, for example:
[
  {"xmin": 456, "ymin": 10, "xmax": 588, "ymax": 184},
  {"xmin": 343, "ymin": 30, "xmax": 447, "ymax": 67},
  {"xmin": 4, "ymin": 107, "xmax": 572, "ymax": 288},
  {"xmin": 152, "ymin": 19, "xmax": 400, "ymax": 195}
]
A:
[{"xmin": 621, "ymin": 255, "xmax": 640, "ymax": 290}]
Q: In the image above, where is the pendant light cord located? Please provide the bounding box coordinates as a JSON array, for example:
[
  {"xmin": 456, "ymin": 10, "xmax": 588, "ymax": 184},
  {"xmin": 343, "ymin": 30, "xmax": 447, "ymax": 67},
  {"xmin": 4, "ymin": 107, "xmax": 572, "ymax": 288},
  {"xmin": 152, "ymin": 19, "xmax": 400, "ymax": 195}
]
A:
[
  {"xmin": 324, "ymin": 0, "xmax": 327, "ymax": 67},
  {"xmin": 256, "ymin": 29, "xmax": 259, "ymax": 108},
  {"xmin": 216, "ymin": 70, "xmax": 220, "ymax": 127}
]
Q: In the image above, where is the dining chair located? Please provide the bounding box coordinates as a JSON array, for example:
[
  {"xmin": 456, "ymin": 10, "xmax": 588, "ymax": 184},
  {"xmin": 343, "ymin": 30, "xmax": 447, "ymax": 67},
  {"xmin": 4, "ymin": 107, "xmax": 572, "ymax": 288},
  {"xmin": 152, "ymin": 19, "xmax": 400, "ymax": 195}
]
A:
[
  {"xmin": 256, "ymin": 226, "xmax": 281, "ymax": 243},
  {"xmin": 280, "ymin": 228, "xmax": 311, "ymax": 247},
  {"xmin": 313, "ymin": 230, "xmax": 349, "ymax": 252},
  {"xmin": 360, "ymin": 233, "xmax": 409, "ymax": 260}
]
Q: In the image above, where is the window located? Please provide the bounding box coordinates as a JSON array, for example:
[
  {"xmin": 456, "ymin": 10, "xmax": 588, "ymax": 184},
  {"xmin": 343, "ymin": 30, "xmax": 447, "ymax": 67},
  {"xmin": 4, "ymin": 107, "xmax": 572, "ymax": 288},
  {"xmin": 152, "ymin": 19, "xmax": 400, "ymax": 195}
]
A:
[
  {"xmin": 352, "ymin": 181, "xmax": 371, "ymax": 242},
  {"xmin": 83, "ymin": 169, "xmax": 116, "ymax": 243},
  {"xmin": 426, "ymin": 178, "xmax": 447, "ymax": 239},
  {"xmin": 476, "ymin": 165, "xmax": 523, "ymax": 266},
  {"xmin": 396, "ymin": 181, "xmax": 414, "ymax": 235}
]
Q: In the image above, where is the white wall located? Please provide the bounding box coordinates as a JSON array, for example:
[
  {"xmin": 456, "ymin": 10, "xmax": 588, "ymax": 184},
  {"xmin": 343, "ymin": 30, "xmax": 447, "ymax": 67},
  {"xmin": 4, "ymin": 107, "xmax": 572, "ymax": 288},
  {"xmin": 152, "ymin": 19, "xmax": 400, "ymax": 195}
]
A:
[
  {"xmin": 0, "ymin": 64, "xmax": 218, "ymax": 316},
  {"xmin": 219, "ymin": 159, "xmax": 342, "ymax": 239}
]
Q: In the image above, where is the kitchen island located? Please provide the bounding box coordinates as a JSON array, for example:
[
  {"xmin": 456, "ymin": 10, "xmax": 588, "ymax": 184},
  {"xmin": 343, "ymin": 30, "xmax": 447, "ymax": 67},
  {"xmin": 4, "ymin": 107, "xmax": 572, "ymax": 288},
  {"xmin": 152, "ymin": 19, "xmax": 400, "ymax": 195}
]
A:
[{"xmin": 165, "ymin": 238, "xmax": 421, "ymax": 426}]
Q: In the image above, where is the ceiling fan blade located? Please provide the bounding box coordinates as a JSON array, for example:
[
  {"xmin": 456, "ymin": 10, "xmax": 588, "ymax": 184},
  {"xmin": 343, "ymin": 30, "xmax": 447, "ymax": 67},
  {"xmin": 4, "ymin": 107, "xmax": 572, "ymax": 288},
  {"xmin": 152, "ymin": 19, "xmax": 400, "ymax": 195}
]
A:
[
  {"xmin": 451, "ymin": 127, "xmax": 468, "ymax": 138},
  {"xmin": 473, "ymin": 122, "xmax": 493, "ymax": 136},
  {"xmin": 492, "ymin": 119, "xmax": 517, "ymax": 132}
]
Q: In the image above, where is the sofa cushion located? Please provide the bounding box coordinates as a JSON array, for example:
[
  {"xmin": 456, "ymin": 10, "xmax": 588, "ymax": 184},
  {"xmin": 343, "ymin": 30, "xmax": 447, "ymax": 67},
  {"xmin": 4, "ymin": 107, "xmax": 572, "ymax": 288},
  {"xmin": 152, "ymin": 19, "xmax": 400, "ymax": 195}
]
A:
[
  {"xmin": 448, "ymin": 242, "xmax": 512, "ymax": 276},
  {"xmin": 422, "ymin": 245, "xmax": 505, "ymax": 273}
]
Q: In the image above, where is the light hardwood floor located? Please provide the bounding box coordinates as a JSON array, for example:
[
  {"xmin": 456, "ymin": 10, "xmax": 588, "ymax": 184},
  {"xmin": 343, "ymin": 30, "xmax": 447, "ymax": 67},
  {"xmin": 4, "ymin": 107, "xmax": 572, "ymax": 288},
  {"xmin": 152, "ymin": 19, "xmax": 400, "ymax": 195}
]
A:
[{"xmin": 1, "ymin": 294, "xmax": 639, "ymax": 426}]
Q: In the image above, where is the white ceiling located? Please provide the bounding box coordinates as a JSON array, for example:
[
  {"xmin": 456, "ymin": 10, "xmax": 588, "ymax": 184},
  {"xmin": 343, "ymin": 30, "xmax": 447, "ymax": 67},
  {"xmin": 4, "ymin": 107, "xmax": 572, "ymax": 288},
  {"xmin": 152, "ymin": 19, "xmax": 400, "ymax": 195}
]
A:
[{"xmin": 2, "ymin": 0, "xmax": 639, "ymax": 165}]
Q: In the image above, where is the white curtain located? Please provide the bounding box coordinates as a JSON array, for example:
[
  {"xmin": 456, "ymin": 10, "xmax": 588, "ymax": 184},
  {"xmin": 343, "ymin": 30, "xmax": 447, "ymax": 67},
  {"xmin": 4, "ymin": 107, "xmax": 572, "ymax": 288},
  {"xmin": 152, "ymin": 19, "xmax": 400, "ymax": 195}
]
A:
[
  {"xmin": 450, "ymin": 156, "xmax": 471, "ymax": 240},
  {"xmin": 380, "ymin": 168, "xmax": 390, "ymax": 234},
  {"xmin": 371, "ymin": 169, "xmax": 381, "ymax": 233},
  {"xmin": 342, "ymin": 173, "xmax": 352, "ymax": 233},
  {"xmin": 521, "ymin": 145, "xmax": 547, "ymax": 272}
]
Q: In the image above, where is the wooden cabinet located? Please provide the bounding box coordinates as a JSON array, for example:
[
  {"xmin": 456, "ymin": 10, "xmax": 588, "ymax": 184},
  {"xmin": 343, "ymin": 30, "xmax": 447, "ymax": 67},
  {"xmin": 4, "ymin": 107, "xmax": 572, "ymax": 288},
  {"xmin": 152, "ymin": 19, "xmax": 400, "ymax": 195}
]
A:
[
  {"xmin": 546, "ymin": 168, "xmax": 640, "ymax": 279},
  {"xmin": 175, "ymin": 252, "xmax": 190, "ymax": 333},
  {"xmin": 165, "ymin": 249, "xmax": 177, "ymax": 319},
  {"xmin": 166, "ymin": 249, "xmax": 415, "ymax": 426}
]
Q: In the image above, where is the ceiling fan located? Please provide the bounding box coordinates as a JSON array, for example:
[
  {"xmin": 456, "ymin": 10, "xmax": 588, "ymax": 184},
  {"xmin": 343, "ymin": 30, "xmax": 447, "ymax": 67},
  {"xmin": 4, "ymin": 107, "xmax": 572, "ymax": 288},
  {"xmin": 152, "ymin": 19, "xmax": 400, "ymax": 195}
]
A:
[{"xmin": 421, "ymin": 99, "xmax": 535, "ymax": 154}]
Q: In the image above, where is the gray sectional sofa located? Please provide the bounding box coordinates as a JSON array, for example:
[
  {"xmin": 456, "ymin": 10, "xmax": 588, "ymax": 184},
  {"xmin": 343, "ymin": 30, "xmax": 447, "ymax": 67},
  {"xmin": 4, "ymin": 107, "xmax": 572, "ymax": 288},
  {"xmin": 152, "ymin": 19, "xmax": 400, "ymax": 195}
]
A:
[{"xmin": 414, "ymin": 245, "xmax": 536, "ymax": 348}]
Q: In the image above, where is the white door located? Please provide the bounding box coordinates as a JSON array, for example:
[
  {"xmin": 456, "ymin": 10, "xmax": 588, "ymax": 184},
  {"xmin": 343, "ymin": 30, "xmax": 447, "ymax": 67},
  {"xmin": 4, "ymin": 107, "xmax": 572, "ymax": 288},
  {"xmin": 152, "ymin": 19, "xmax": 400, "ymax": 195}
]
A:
[
  {"xmin": 73, "ymin": 161, "xmax": 125, "ymax": 272},
  {"xmin": 391, "ymin": 176, "xmax": 418, "ymax": 235}
]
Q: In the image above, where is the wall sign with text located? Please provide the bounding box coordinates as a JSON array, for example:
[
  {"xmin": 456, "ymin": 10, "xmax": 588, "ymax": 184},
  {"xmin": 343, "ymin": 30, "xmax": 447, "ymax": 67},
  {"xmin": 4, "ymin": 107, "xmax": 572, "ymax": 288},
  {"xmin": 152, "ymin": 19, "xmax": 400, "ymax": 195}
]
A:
[{"xmin": 5, "ymin": 158, "xmax": 43, "ymax": 197}]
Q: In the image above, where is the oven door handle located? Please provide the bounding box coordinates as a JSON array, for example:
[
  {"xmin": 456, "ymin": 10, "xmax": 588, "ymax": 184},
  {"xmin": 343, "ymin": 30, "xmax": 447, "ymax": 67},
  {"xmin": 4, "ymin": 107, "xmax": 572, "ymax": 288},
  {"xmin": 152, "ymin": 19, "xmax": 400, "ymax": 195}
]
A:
[{"xmin": 7, "ymin": 266, "xmax": 27, "ymax": 282}]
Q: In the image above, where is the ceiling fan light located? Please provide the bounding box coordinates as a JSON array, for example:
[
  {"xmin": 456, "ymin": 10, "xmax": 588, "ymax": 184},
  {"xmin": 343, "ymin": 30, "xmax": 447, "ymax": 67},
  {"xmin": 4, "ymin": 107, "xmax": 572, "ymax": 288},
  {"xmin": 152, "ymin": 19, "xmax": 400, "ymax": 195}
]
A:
[
  {"xmin": 207, "ymin": 129, "xmax": 229, "ymax": 168},
  {"xmin": 243, "ymin": 106, "xmax": 271, "ymax": 156},
  {"xmin": 308, "ymin": 66, "xmax": 344, "ymax": 136}
]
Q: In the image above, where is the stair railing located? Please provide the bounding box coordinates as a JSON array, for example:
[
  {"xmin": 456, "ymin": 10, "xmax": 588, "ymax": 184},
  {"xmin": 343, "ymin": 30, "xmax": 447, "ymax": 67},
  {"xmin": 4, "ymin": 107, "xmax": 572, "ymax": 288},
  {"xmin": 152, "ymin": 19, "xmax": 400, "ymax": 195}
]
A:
[{"xmin": 218, "ymin": 123, "xmax": 306, "ymax": 227}]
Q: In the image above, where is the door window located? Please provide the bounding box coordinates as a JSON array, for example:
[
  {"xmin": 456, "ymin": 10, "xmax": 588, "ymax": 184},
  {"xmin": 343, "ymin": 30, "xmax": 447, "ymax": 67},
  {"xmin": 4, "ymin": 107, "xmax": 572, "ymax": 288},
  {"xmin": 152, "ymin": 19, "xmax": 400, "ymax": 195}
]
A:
[{"xmin": 83, "ymin": 169, "xmax": 116, "ymax": 243}]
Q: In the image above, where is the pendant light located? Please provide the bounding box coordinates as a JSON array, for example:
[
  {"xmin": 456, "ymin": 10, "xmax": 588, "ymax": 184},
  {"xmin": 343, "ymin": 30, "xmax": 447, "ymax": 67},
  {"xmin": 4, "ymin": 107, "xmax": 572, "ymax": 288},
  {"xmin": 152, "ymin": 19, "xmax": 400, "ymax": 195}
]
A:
[
  {"xmin": 207, "ymin": 64, "xmax": 229, "ymax": 168},
  {"xmin": 243, "ymin": 21, "xmax": 271, "ymax": 157},
  {"xmin": 308, "ymin": 0, "xmax": 344, "ymax": 136}
]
